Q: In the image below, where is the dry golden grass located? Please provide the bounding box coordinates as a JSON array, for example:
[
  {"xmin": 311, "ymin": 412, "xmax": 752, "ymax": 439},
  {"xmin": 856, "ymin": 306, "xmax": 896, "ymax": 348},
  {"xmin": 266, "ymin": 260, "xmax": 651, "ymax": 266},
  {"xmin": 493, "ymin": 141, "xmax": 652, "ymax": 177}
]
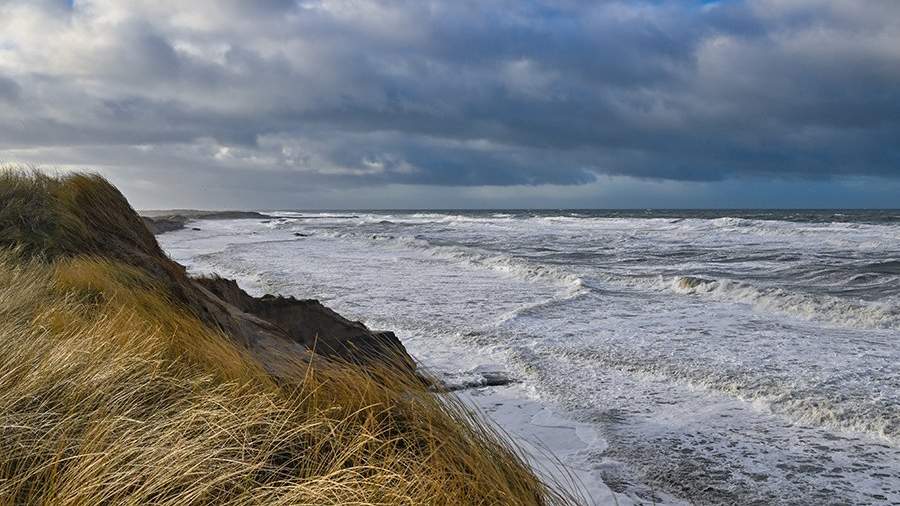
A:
[{"xmin": 0, "ymin": 169, "xmax": 583, "ymax": 505}]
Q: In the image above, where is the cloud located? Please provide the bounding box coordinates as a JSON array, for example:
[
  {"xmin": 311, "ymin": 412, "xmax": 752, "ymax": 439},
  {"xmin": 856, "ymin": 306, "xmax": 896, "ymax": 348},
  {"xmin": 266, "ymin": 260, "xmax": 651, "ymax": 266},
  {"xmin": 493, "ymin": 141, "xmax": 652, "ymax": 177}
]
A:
[
  {"xmin": 0, "ymin": 0, "xmax": 898, "ymax": 207},
  {"xmin": 0, "ymin": 75, "xmax": 20, "ymax": 102}
]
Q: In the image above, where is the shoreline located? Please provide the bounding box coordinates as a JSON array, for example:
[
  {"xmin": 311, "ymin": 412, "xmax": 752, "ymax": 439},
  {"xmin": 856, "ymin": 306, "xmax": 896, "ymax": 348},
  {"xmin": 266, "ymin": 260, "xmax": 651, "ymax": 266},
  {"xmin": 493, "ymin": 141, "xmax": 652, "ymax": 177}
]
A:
[
  {"xmin": 459, "ymin": 383, "xmax": 647, "ymax": 506},
  {"xmin": 150, "ymin": 216, "xmax": 661, "ymax": 505}
]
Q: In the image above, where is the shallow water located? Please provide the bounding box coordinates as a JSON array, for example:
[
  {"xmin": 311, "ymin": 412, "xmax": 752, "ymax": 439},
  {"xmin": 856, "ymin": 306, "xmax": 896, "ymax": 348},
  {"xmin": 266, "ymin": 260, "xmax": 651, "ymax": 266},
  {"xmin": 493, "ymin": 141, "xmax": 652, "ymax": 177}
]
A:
[{"xmin": 159, "ymin": 210, "xmax": 900, "ymax": 505}]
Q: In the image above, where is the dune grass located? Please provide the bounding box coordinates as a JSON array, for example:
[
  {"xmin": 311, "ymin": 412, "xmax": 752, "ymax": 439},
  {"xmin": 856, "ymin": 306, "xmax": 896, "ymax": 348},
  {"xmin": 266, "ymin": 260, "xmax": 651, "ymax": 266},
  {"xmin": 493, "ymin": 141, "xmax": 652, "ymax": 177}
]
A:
[
  {"xmin": 0, "ymin": 170, "xmax": 159, "ymax": 258},
  {"xmin": 0, "ymin": 169, "xmax": 582, "ymax": 505}
]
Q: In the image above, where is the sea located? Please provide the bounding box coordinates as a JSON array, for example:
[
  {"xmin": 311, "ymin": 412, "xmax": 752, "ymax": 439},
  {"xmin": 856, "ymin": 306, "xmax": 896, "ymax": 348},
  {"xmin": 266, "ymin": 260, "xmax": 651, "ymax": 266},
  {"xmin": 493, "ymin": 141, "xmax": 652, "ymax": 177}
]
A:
[{"xmin": 157, "ymin": 209, "xmax": 900, "ymax": 505}]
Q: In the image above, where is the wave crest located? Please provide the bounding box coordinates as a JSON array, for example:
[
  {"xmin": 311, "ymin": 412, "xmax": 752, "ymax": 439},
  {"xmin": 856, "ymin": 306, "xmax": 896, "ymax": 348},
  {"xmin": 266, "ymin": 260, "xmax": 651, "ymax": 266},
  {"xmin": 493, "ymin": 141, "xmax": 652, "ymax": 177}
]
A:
[{"xmin": 670, "ymin": 275, "xmax": 900, "ymax": 330}]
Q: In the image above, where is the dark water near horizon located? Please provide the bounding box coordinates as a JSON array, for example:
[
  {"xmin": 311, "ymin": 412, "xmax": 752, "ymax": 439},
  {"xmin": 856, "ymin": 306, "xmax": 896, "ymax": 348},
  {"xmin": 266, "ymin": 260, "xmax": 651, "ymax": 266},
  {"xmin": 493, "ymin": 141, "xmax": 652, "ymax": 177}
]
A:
[
  {"xmin": 269, "ymin": 208, "xmax": 900, "ymax": 224},
  {"xmin": 161, "ymin": 209, "xmax": 900, "ymax": 504}
]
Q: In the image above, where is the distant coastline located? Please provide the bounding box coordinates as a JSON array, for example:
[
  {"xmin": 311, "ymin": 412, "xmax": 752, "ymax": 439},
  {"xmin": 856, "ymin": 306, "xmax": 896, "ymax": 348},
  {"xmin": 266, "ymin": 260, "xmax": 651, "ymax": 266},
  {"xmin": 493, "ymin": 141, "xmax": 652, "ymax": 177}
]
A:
[{"xmin": 141, "ymin": 210, "xmax": 273, "ymax": 234}]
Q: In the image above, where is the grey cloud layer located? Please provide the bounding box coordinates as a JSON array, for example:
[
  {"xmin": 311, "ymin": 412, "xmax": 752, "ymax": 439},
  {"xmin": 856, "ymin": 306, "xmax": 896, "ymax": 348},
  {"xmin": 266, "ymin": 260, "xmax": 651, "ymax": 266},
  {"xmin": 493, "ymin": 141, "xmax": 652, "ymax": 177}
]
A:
[{"xmin": 1, "ymin": 0, "xmax": 899, "ymax": 193}]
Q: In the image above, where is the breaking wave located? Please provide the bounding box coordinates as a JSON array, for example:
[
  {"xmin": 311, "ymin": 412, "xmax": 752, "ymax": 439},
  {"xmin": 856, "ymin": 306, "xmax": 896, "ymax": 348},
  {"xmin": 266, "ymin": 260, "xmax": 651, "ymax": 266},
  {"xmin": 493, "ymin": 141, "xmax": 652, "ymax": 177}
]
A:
[
  {"xmin": 324, "ymin": 229, "xmax": 588, "ymax": 293},
  {"xmin": 669, "ymin": 275, "xmax": 900, "ymax": 330}
]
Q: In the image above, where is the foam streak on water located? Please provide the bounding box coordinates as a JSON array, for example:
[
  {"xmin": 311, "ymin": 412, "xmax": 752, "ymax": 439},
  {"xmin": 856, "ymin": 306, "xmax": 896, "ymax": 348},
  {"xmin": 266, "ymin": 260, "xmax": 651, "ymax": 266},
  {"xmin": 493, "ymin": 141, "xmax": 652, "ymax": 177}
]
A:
[{"xmin": 159, "ymin": 210, "xmax": 900, "ymax": 505}]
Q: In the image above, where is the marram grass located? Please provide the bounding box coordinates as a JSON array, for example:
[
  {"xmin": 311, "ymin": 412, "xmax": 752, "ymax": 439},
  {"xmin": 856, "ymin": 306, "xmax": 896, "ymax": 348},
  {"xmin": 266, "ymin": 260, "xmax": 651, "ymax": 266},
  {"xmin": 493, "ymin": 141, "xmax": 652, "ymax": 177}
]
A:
[{"xmin": 0, "ymin": 169, "xmax": 584, "ymax": 505}]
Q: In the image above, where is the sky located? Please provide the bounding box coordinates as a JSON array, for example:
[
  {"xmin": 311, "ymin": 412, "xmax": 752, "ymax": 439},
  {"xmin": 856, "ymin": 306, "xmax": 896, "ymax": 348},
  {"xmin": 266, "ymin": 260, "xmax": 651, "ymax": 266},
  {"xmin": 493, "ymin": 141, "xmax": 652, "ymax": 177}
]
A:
[{"xmin": 0, "ymin": 0, "xmax": 898, "ymax": 209}]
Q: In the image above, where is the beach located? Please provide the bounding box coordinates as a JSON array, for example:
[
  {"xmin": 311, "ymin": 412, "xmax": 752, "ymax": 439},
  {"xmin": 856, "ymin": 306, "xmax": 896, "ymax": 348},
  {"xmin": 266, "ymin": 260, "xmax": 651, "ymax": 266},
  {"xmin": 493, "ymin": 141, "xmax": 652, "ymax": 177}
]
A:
[{"xmin": 157, "ymin": 210, "xmax": 900, "ymax": 505}]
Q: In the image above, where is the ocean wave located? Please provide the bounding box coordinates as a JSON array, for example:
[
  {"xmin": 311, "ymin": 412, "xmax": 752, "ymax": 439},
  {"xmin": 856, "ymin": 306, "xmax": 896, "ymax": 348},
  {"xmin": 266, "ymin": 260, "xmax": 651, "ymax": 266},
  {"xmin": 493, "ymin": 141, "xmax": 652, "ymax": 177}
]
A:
[
  {"xmin": 711, "ymin": 216, "xmax": 757, "ymax": 228},
  {"xmin": 668, "ymin": 275, "xmax": 900, "ymax": 330},
  {"xmin": 861, "ymin": 259, "xmax": 900, "ymax": 275},
  {"xmin": 493, "ymin": 287, "xmax": 592, "ymax": 327},
  {"xmin": 395, "ymin": 237, "xmax": 588, "ymax": 292},
  {"xmin": 323, "ymin": 229, "xmax": 588, "ymax": 292},
  {"xmin": 261, "ymin": 217, "xmax": 299, "ymax": 229},
  {"xmin": 767, "ymin": 385, "xmax": 900, "ymax": 445},
  {"xmin": 551, "ymin": 345, "xmax": 900, "ymax": 446}
]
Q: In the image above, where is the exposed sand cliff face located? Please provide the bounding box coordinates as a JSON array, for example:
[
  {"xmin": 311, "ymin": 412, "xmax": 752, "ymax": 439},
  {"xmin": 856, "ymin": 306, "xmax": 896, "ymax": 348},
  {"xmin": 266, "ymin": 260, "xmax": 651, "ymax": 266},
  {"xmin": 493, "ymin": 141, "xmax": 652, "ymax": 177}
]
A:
[{"xmin": 195, "ymin": 276, "xmax": 415, "ymax": 371}]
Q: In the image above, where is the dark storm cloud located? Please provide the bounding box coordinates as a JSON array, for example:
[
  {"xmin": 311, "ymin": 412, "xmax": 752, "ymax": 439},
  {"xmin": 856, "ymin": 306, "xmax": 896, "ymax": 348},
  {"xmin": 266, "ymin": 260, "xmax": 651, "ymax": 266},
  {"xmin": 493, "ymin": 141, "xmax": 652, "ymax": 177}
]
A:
[{"xmin": 0, "ymin": 0, "xmax": 899, "ymax": 199}]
